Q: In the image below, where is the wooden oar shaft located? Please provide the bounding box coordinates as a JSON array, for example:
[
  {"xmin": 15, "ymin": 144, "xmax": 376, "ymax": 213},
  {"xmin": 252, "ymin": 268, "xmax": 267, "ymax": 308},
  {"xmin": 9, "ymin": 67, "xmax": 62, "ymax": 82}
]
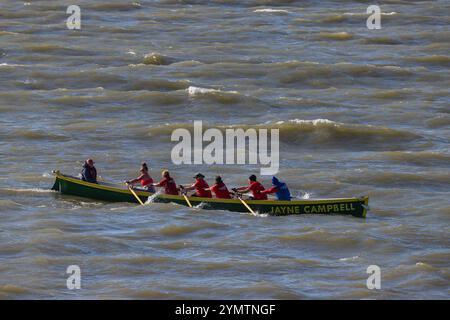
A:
[
  {"xmin": 127, "ymin": 184, "xmax": 144, "ymax": 205},
  {"xmin": 238, "ymin": 196, "xmax": 255, "ymax": 215},
  {"xmin": 183, "ymin": 194, "xmax": 193, "ymax": 208}
]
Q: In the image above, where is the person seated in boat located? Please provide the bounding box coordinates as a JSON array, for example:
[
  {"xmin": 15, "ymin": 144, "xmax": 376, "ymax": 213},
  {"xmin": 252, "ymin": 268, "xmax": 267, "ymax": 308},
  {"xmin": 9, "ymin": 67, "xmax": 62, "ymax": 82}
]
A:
[
  {"xmin": 208, "ymin": 176, "xmax": 232, "ymax": 199},
  {"xmin": 261, "ymin": 176, "xmax": 291, "ymax": 201},
  {"xmin": 153, "ymin": 170, "xmax": 179, "ymax": 195},
  {"xmin": 125, "ymin": 162, "xmax": 155, "ymax": 192},
  {"xmin": 179, "ymin": 173, "xmax": 212, "ymax": 198},
  {"xmin": 232, "ymin": 174, "xmax": 267, "ymax": 200},
  {"xmin": 81, "ymin": 158, "xmax": 97, "ymax": 184}
]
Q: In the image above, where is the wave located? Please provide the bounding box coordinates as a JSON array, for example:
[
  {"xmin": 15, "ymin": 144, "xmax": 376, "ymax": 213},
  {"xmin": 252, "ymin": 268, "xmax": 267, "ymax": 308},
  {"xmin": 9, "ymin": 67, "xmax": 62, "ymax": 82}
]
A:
[
  {"xmin": 158, "ymin": 221, "xmax": 227, "ymax": 236},
  {"xmin": 0, "ymin": 31, "xmax": 19, "ymax": 36},
  {"xmin": 363, "ymin": 37, "xmax": 402, "ymax": 45},
  {"xmin": 426, "ymin": 116, "xmax": 450, "ymax": 129},
  {"xmin": 141, "ymin": 119, "xmax": 422, "ymax": 151},
  {"xmin": 86, "ymin": 2, "xmax": 142, "ymax": 11},
  {"xmin": 343, "ymin": 171, "xmax": 450, "ymax": 190},
  {"xmin": 406, "ymin": 55, "xmax": 450, "ymax": 67},
  {"xmin": 0, "ymin": 285, "xmax": 30, "ymax": 297},
  {"xmin": 275, "ymin": 230, "xmax": 360, "ymax": 247},
  {"xmin": 23, "ymin": 44, "xmax": 95, "ymax": 56},
  {"xmin": 188, "ymin": 86, "xmax": 238, "ymax": 96},
  {"xmin": 320, "ymin": 14, "xmax": 347, "ymax": 23},
  {"xmin": 343, "ymin": 12, "xmax": 397, "ymax": 16},
  {"xmin": 272, "ymin": 119, "xmax": 422, "ymax": 150},
  {"xmin": 127, "ymin": 79, "xmax": 190, "ymax": 91},
  {"xmin": 0, "ymin": 63, "xmax": 28, "ymax": 68},
  {"xmin": 0, "ymin": 200, "xmax": 25, "ymax": 209},
  {"xmin": 253, "ymin": 8, "xmax": 290, "ymax": 14},
  {"xmin": 110, "ymin": 255, "xmax": 173, "ymax": 265},
  {"xmin": 7, "ymin": 129, "xmax": 70, "ymax": 142},
  {"xmin": 316, "ymin": 32, "xmax": 353, "ymax": 41},
  {"xmin": 186, "ymin": 86, "xmax": 258, "ymax": 105},
  {"xmin": 370, "ymin": 88, "xmax": 415, "ymax": 99},
  {"xmin": 0, "ymin": 188, "xmax": 54, "ymax": 196},
  {"xmin": 130, "ymin": 91, "xmax": 187, "ymax": 105},
  {"xmin": 278, "ymin": 62, "xmax": 414, "ymax": 84},
  {"xmin": 358, "ymin": 151, "xmax": 450, "ymax": 167}
]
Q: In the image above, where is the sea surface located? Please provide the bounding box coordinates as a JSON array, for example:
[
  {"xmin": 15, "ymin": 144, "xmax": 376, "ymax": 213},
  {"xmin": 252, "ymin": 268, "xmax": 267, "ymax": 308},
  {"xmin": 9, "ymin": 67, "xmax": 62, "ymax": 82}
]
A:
[{"xmin": 0, "ymin": 0, "xmax": 449, "ymax": 299}]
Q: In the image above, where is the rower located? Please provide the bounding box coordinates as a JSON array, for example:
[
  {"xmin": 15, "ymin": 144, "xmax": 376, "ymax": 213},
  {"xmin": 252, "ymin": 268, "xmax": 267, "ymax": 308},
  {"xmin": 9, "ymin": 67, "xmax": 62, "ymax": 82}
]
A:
[
  {"xmin": 232, "ymin": 174, "xmax": 267, "ymax": 200},
  {"xmin": 208, "ymin": 176, "xmax": 232, "ymax": 199},
  {"xmin": 261, "ymin": 176, "xmax": 291, "ymax": 201},
  {"xmin": 180, "ymin": 173, "xmax": 212, "ymax": 198},
  {"xmin": 126, "ymin": 162, "xmax": 155, "ymax": 192},
  {"xmin": 153, "ymin": 170, "xmax": 179, "ymax": 195},
  {"xmin": 81, "ymin": 158, "xmax": 98, "ymax": 184}
]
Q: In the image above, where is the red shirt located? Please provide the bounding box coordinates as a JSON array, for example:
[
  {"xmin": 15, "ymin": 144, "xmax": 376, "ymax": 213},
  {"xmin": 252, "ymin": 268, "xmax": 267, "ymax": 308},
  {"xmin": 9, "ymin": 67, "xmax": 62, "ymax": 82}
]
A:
[
  {"xmin": 193, "ymin": 179, "xmax": 212, "ymax": 198},
  {"xmin": 248, "ymin": 181, "xmax": 267, "ymax": 200},
  {"xmin": 140, "ymin": 176, "xmax": 153, "ymax": 187},
  {"xmin": 210, "ymin": 182, "xmax": 231, "ymax": 199},
  {"xmin": 158, "ymin": 177, "xmax": 178, "ymax": 195}
]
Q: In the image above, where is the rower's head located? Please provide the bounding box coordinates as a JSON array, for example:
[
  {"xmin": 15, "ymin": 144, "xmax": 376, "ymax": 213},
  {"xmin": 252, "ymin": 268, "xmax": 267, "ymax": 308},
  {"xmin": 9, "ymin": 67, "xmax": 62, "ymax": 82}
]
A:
[
  {"xmin": 141, "ymin": 162, "xmax": 148, "ymax": 173},
  {"xmin": 162, "ymin": 170, "xmax": 170, "ymax": 178},
  {"xmin": 193, "ymin": 173, "xmax": 205, "ymax": 180},
  {"xmin": 215, "ymin": 176, "xmax": 223, "ymax": 184},
  {"xmin": 86, "ymin": 158, "xmax": 95, "ymax": 167},
  {"xmin": 248, "ymin": 174, "xmax": 257, "ymax": 183}
]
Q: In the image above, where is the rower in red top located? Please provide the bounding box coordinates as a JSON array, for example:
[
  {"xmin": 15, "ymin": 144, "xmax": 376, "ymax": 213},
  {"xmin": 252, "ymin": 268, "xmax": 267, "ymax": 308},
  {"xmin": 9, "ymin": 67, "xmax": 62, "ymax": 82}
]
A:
[
  {"xmin": 233, "ymin": 174, "xmax": 268, "ymax": 200},
  {"xmin": 153, "ymin": 170, "xmax": 179, "ymax": 195},
  {"xmin": 209, "ymin": 176, "xmax": 232, "ymax": 199},
  {"xmin": 180, "ymin": 173, "xmax": 212, "ymax": 198},
  {"xmin": 126, "ymin": 162, "xmax": 155, "ymax": 192}
]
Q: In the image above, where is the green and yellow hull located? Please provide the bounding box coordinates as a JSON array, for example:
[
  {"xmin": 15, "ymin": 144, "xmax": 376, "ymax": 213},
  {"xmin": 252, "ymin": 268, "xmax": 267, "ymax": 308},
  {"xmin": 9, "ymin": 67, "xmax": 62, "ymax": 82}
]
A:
[{"xmin": 51, "ymin": 171, "xmax": 369, "ymax": 217}]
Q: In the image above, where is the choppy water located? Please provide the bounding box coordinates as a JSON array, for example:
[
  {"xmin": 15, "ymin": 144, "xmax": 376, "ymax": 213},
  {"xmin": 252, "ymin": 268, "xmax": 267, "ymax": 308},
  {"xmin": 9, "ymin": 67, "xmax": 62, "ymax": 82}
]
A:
[{"xmin": 0, "ymin": 0, "xmax": 449, "ymax": 299}]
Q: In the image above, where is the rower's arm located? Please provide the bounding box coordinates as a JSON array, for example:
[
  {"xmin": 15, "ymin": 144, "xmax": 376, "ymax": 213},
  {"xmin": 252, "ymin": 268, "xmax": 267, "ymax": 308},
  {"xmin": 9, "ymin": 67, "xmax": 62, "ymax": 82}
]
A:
[
  {"xmin": 128, "ymin": 175, "xmax": 143, "ymax": 185},
  {"xmin": 182, "ymin": 183, "xmax": 196, "ymax": 191},
  {"xmin": 261, "ymin": 186, "xmax": 278, "ymax": 195},
  {"xmin": 235, "ymin": 186, "xmax": 250, "ymax": 193}
]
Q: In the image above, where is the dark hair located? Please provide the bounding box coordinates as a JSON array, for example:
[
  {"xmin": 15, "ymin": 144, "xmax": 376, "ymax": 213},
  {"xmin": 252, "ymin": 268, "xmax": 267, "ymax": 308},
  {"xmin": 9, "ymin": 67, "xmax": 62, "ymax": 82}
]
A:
[
  {"xmin": 141, "ymin": 162, "xmax": 148, "ymax": 171},
  {"xmin": 215, "ymin": 176, "xmax": 223, "ymax": 183},
  {"xmin": 249, "ymin": 174, "xmax": 257, "ymax": 182}
]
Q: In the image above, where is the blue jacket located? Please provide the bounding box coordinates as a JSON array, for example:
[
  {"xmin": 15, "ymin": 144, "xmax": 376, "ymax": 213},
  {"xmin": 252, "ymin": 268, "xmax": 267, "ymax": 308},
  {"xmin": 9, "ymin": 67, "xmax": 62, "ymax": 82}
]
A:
[
  {"xmin": 81, "ymin": 163, "xmax": 97, "ymax": 183},
  {"xmin": 272, "ymin": 177, "xmax": 291, "ymax": 201}
]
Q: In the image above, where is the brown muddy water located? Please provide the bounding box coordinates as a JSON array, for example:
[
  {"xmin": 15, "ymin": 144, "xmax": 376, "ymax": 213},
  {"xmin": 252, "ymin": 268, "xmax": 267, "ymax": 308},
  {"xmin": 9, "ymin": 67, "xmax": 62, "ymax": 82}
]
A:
[{"xmin": 0, "ymin": 1, "xmax": 449, "ymax": 299}]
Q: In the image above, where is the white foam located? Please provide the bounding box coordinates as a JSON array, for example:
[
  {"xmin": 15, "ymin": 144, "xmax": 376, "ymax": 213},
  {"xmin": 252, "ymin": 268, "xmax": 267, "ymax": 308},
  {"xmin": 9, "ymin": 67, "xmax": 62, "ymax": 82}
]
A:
[
  {"xmin": 187, "ymin": 86, "xmax": 220, "ymax": 95},
  {"xmin": 3, "ymin": 188, "xmax": 54, "ymax": 193},
  {"xmin": 254, "ymin": 9, "xmax": 290, "ymax": 14},
  {"xmin": 339, "ymin": 256, "xmax": 359, "ymax": 261},
  {"xmin": 187, "ymin": 85, "xmax": 240, "ymax": 97}
]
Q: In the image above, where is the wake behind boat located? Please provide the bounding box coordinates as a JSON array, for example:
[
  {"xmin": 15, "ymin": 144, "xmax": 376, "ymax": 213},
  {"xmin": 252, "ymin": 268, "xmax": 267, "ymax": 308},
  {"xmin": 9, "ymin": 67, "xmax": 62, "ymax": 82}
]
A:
[{"xmin": 51, "ymin": 171, "xmax": 369, "ymax": 217}]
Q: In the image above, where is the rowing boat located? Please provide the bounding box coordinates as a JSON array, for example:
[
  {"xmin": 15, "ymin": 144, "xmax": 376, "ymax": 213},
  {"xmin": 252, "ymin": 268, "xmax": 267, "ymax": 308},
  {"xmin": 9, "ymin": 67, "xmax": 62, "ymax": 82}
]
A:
[{"xmin": 51, "ymin": 171, "xmax": 369, "ymax": 217}]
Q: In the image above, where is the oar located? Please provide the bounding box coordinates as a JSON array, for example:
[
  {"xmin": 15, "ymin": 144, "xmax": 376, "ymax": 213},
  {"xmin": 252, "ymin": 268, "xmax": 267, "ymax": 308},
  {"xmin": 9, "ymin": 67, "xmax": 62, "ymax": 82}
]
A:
[
  {"xmin": 126, "ymin": 183, "xmax": 144, "ymax": 206},
  {"xmin": 237, "ymin": 194, "xmax": 256, "ymax": 215},
  {"xmin": 182, "ymin": 193, "xmax": 193, "ymax": 208}
]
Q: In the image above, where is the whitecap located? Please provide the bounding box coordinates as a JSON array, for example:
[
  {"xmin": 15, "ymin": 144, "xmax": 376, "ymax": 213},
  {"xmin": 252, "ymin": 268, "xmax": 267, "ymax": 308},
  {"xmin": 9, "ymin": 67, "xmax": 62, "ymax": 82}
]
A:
[
  {"xmin": 253, "ymin": 9, "xmax": 290, "ymax": 14},
  {"xmin": 339, "ymin": 256, "xmax": 359, "ymax": 261}
]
